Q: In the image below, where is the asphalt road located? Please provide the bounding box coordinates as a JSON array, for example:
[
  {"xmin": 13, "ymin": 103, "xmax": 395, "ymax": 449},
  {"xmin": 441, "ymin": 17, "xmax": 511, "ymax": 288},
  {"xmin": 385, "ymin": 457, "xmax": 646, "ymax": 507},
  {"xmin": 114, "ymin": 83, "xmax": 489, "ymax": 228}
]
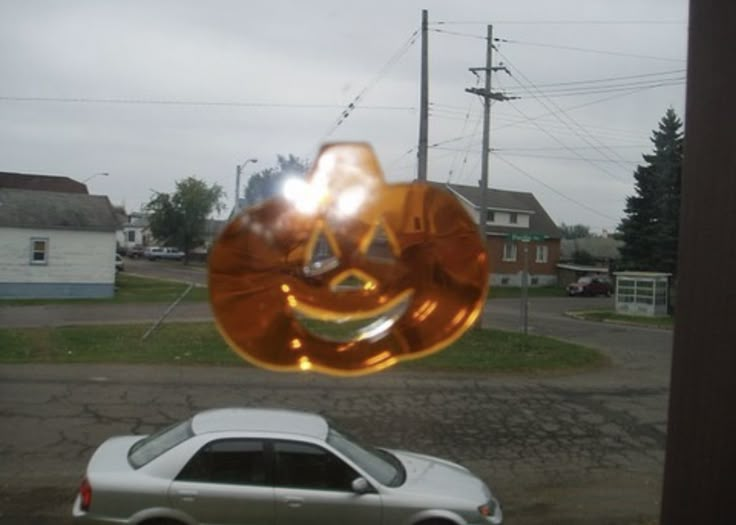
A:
[{"xmin": 0, "ymin": 262, "xmax": 673, "ymax": 524}]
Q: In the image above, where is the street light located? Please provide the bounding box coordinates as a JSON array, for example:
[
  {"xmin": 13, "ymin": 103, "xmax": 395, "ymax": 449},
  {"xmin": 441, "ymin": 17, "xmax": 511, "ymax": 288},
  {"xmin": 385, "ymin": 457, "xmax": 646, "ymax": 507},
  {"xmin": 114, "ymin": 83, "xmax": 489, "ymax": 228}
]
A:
[
  {"xmin": 83, "ymin": 172, "xmax": 109, "ymax": 183},
  {"xmin": 235, "ymin": 158, "xmax": 257, "ymax": 210}
]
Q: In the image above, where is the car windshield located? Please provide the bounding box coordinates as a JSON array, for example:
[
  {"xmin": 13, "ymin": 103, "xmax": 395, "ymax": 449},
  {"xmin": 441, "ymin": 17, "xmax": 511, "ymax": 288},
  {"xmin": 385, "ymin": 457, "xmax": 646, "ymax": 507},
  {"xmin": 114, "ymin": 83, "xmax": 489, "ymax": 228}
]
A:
[
  {"xmin": 578, "ymin": 277, "xmax": 592, "ymax": 284},
  {"xmin": 326, "ymin": 426, "xmax": 405, "ymax": 487},
  {"xmin": 128, "ymin": 419, "xmax": 193, "ymax": 469}
]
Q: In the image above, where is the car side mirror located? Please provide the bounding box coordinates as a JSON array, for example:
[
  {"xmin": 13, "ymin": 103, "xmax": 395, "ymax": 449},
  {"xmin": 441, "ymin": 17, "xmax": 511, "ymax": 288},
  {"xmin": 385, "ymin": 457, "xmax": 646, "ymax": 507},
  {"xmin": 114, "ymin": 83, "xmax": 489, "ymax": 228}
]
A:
[{"xmin": 351, "ymin": 477, "xmax": 372, "ymax": 494}]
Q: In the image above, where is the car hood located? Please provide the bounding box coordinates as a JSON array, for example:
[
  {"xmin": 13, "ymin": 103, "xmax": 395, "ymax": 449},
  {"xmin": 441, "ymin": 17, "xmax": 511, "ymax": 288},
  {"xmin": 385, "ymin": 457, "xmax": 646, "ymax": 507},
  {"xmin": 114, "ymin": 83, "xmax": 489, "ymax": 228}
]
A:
[
  {"xmin": 387, "ymin": 449, "xmax": 491, "ymax": 502},
  {"xmin": 87, "ymin": 435, "xmax": 142, "ymax": 475}
]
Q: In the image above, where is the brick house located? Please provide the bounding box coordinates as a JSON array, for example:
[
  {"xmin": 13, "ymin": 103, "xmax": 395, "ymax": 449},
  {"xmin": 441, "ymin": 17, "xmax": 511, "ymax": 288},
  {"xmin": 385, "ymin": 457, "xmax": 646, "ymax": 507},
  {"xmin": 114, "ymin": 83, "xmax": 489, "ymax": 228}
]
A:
[{"xmin": 435, "ymin": 183, "xmax": 562, "ymax": 287}]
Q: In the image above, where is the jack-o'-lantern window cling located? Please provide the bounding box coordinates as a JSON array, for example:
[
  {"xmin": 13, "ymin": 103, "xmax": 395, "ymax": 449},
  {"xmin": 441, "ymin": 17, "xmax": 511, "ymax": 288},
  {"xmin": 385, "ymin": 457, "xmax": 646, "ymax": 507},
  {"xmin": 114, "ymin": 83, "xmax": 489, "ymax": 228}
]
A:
[{"xmin": 209, "ymin": 143, "xmax": 489, "ymax": 376}]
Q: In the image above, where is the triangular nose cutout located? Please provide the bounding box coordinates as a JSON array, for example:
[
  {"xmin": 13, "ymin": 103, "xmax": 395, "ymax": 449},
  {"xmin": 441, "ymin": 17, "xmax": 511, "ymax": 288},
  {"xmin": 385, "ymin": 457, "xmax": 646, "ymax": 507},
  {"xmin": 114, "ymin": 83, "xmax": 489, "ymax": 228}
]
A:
[
  {"xmin": 331, "ymin": 271, "xmax": 377, "ymax": 292},
  {"xmin": 304, "ymin": 231, "xmax": 339, "ymax": 276},
  {"xmin": 363, "ymin": 224, "xmax": 397, "ymax": 262}
]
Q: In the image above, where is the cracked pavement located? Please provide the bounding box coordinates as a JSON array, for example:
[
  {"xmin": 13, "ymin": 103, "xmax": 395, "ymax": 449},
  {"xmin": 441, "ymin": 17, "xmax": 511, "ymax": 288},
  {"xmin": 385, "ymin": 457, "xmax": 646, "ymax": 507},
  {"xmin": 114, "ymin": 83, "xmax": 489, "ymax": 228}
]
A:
[{"xmin": 0, "ymin": 296, "xmax": 672, "ymax": 524}]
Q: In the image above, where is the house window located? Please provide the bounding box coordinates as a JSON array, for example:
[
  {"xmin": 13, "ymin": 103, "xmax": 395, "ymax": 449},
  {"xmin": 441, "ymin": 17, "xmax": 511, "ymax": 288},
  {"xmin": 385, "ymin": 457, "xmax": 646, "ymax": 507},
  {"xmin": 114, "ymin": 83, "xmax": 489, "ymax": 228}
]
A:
[
  {"xmin": 509, "ymin": 212, "xmax": 518, "ymax": 224},
  {"xmin": 127, "ymin": 230, "xmax": 136, "ymax": 242},
  {"xmin": 502, "ymin": 241, "xmax": 517, "ymax": 262},
  {"xmin": 30, "ymin": 238, "xmax": 49, "ymax": 265},
  {"xmin": 535, "ymin": 245, "xmax": 548, "ymax": 263},
  {"xmin": 486, "ymin": 210, "xmax": 495, "ymax": 223}
]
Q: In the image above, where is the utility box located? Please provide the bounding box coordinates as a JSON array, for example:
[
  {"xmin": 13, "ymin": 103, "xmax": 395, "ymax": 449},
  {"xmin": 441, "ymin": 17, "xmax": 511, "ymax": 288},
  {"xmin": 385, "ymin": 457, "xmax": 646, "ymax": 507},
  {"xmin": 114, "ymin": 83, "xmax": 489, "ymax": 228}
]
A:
[{"xmin": 614, "ymin": 271, "xmax": 671, "ymax": 317}]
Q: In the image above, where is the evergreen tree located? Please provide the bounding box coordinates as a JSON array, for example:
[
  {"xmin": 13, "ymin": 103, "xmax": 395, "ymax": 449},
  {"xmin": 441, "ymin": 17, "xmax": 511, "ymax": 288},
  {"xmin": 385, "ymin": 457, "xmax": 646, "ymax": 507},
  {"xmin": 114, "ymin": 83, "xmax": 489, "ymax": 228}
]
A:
[{"xmin": 618, "ymin": 108, "xmax": 684, "ymax": 274}]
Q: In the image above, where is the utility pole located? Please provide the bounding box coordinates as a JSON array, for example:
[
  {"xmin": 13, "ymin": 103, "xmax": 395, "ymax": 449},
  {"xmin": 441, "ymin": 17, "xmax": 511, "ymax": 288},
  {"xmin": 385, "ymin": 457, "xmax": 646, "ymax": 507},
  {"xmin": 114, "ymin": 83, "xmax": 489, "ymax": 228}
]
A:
[
  {"xmin": 465, "ymin": 24, "xmax": 516, "ymax": 232},
  {"xmin": 417, "ymin": 9, "xmax": 429, "ymax": 181}
]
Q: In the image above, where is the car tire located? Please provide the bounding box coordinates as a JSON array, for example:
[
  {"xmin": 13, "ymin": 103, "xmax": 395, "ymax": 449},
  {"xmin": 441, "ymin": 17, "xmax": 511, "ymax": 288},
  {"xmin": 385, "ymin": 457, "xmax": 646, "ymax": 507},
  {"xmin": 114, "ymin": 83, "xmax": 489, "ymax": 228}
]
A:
[
  {"xmin": 139, "ymin": 519, "xmax": 186, "ymax": 525},
  {"xmin": 415, "ymin": 519, "xmax": 457, "ymax": 525}
]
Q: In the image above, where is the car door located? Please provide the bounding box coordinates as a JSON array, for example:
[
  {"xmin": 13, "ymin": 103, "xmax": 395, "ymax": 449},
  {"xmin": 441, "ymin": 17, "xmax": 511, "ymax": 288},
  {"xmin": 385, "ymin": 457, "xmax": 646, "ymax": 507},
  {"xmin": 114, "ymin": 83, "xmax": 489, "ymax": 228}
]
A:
[
  {"xmin": 168, "ymin": 438, "xmax": 274, "ymax": 525},
  {"xmin": 272, "ymin": 440, "xmax": 382, "ymax": 525}
]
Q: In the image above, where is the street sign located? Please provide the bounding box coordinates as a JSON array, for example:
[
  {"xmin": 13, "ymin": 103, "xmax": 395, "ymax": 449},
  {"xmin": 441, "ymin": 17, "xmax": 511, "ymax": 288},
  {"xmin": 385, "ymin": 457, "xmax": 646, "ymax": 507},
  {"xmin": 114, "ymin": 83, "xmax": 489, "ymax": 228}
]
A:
[{"xmin": 507, "ymin": 233, "xmax": 546, "ymax": 242}]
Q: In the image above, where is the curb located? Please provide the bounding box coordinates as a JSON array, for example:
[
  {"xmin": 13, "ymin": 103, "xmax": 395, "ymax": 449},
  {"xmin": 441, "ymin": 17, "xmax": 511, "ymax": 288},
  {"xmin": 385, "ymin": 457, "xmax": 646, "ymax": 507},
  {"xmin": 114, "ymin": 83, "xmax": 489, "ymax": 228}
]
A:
[{"xmin": 563, "ymin": 310, "xmax": 673, "ymax": 331}]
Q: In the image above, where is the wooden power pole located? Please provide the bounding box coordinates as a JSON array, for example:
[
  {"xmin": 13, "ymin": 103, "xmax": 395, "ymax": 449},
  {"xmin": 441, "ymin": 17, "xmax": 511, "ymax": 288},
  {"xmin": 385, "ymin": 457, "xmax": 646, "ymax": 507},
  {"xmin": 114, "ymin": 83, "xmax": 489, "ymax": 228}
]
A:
[
  {"xmin": 417, "ymin": 9, "xmax": 429, "ymax": 181},
  {"xmin": 465, "ymin": 25, "xmax": 515, "ymax": 233}
]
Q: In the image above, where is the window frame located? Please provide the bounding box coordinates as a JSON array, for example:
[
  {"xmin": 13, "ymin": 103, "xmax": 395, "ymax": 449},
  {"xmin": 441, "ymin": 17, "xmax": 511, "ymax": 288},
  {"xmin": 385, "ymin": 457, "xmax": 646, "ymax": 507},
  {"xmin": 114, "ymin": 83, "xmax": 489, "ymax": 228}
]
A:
[
  {"xmin": 535, "ymin": 244, "xmax": 548, "ymax": 263},
  {"xmin": 272, "ymin": 439, "xmax": 360, "ymax": 493},
  {"xmin": 486, "ymin": 210, "xmax": 495, "ymax": 223},
  {"xmin": 502, "ymin": 241, "xmax": 517, "ymax": 262},
  {"xmin": 509, "ymin": 212, "xmax": 518, "ymax": 224},
  {"xmin": 30, "ymin": 237, "xmax": 49, "ymax": 265},
  {"xmin": 175, "ymin": 438, "xmax": 270, "ymax": 487}
]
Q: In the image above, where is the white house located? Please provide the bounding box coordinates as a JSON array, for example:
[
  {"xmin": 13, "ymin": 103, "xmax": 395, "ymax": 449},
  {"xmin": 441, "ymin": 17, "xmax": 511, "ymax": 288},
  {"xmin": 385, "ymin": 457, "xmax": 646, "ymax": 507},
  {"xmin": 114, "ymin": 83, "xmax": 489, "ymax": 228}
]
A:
[
  {"xmin": 0, "ymin": 188, "xmax": 120, "ymax": 298},
  {"xmin": 116, "ymin": 211, "xmax": 151, "ymax": 253}
]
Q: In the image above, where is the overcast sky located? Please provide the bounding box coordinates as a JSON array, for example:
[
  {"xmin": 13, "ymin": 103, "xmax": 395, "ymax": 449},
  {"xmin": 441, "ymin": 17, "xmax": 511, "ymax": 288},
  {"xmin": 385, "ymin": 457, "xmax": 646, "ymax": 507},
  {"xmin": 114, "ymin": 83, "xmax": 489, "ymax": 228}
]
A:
[{"xmin": 0, "ymin": 0, "xmax": 688, "ymax": 232}]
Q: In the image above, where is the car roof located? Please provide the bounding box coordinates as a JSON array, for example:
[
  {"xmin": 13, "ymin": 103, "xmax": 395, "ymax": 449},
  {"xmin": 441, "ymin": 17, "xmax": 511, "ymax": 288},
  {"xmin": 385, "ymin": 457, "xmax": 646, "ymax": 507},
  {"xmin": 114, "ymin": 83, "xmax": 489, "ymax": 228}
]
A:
[{"xmin": 191, "ymin": 408, "xmax": 329, "ymax": 440}]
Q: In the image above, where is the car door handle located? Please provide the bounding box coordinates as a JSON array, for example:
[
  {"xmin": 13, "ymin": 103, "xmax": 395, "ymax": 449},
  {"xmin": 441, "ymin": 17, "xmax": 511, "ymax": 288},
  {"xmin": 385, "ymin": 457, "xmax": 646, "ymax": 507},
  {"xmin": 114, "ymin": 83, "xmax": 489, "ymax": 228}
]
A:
[
  {"xmin": 284, "ymin": 497, "xmax": 304, "ymax": 508},
  {"xmin": 176, "ymin": 489, "xmax": 198, "ymax": 502}
]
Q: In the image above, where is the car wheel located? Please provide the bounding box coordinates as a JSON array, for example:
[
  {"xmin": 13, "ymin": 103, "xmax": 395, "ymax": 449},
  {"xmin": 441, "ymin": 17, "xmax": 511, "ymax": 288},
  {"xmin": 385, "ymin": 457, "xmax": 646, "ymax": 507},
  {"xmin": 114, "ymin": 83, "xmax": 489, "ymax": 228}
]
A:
[
  {"xmin": 415, "ymin": 519, "xmax": 457, "ymax": 525},
  {"xmin": 139, "ymin": 519, "xmax": 186, "ymax": 525}
]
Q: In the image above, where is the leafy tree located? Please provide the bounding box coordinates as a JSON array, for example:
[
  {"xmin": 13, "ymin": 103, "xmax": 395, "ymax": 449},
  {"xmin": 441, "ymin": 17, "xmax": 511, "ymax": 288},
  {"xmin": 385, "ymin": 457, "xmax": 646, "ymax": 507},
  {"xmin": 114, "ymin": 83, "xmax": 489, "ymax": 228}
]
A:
[
  {"xmin": 244, "ymin": 154, "xmax": 309, "ymax": 206},
  {"xmin": 559, "ymin": 223, "xmax": 592, "ymax": 239},
  {"xmin": 618, "ymin": 108, "xmax": 684, "ymax": 274},
  {"xmin": 572, "ymin": 249, "xmax": 596, "ymax": 266},
  {"xmin": 146, "ymin": 176, "xmax": 225, "ymax": 262}
]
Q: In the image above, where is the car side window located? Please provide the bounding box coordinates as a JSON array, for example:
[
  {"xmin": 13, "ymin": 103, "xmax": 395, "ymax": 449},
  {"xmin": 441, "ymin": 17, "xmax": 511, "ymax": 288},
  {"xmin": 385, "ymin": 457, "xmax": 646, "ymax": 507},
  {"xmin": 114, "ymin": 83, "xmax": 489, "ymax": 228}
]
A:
[
  {"xmin": 273, "ymin": 441, "xmax": 358, "ymax": 492},
  {"xmin": 177, "ymin": 439, "xmax": 268, "ymax": 486}
]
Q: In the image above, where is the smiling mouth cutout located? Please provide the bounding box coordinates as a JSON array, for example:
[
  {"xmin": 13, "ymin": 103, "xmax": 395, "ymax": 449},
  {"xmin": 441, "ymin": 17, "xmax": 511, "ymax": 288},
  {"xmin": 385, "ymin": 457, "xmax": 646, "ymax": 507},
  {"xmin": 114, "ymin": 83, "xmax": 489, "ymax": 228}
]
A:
[{"xmin": 292, "ymin": 288, "xmax": 414, "ymax": 343}]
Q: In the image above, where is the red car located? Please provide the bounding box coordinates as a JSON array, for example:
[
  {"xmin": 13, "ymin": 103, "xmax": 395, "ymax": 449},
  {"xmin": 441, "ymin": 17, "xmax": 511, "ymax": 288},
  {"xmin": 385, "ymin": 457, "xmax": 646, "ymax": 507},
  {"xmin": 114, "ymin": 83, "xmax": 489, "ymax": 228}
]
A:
[{"xmin": 567, "ymin": 276, "xmax": 612, "ymax": 297}]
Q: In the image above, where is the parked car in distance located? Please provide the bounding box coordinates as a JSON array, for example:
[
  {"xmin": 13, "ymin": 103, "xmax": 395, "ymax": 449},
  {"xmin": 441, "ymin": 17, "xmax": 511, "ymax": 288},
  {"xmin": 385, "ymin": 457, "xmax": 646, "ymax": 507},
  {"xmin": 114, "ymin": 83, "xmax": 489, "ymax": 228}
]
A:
[
  {"xmin": 144, "ymin": 246, "xmax": 185, "ymax": 261},
  {"xmin": 125, "ymin": 245, "xmax": 145, "ymax": 258},
  {"xmin": 115, "ymin": 254, "xmax": 124, "ymax": 272},
  {"xmin": 73, "ymin": 407, "xmax": 503, "ymax": 525},
  {"xmin": 567, "ymin": 275, "xmax": 612, "ymax": 297}
]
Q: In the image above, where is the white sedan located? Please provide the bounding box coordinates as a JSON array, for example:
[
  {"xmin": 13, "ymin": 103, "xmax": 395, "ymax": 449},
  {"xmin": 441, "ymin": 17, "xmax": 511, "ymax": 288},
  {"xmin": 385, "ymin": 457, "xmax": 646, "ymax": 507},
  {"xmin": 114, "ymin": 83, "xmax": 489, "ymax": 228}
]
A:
[{"xmin": 73, "ymin": 407, "xmax": 503, "ymax": 525}]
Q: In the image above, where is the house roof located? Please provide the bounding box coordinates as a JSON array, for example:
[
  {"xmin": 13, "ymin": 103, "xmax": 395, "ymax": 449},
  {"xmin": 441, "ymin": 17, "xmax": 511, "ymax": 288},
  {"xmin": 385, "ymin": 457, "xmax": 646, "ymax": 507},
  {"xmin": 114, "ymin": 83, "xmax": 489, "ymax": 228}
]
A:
[
  {"xmin": 0, "ymin": 188, "xmax": 119, "ymax": 232},
  {"xmin": 0, "ymin": 172, "xmax": 88, "ymax": 194},
  {"xmin": 432, "ymin": 182, "xmax": 561, "ymax": 239}
]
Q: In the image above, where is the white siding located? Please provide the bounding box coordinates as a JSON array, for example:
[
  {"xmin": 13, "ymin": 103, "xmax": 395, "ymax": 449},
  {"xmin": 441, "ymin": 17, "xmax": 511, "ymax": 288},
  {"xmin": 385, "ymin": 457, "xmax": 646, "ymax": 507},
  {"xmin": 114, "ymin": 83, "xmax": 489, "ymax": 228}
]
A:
[
  {"xmin": 491, "ymin": 211, "xmax": 531, "ymax": 228},
  {"xmin": 0, "ymin": 227, "xmax": 116, "ymax": 284}
]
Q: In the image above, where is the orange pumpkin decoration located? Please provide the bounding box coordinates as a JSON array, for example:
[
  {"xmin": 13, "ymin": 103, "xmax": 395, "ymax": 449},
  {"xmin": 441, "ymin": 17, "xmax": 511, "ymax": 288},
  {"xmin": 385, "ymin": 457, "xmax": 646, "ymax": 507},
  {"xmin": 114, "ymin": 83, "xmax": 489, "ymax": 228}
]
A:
[{"xmin": 209, "ymin": 143, "xmax": 488, "ymax": 376}]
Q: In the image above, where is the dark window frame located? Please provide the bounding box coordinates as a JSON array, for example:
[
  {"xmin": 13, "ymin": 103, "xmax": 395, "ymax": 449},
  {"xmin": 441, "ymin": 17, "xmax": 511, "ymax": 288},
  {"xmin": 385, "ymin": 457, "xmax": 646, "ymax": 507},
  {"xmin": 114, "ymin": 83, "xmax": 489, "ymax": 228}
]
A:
[
  {"xmin": 272, "ymin": 439, "xmax": 359, "ymax": 493},
  {"xmin": 176, "ymin": 438, "xmax": 271, "ymax": 487}
]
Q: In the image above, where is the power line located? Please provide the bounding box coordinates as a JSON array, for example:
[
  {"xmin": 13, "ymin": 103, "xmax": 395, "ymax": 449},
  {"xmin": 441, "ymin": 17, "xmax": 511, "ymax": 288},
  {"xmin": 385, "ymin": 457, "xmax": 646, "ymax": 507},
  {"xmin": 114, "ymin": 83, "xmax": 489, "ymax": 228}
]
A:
[
  {"xmin": 434, "ymin": 20, "xmax": 686, "ymax": 25},
  {"xmin": 0, "ymin": 95, "xmax": 414, "ymax": 111},
  {"xmin": 529, "ymin": 69, "xmax": 686, "ymax": 88},
  {"xmin": 518, "ymin": 79, "xmax": 685, "ymax": 98},
  {"xmin": 496, "ymin": 51, "xmax": 644, "ymax": 170},
  {"xmin": 429, "ymin": 28, "xmax": 487, "ymax": 40},
  {"xmin": 496, "ymin": 38, "xmax": 685, "ymax": 62},
  {"xmin": 493, "ymin": 153, "xmax": 620, "ymax": 222},
  {"xmin": 322, "ymin": 29, "xmax": 419, "ymax": 139},
  {"xmin": 500, "ymin": 94, "xmax": 630, "ymax": 182},
  {"xmin": 493, "ymin": 85, "xmax": 682, "ymax": 135}
]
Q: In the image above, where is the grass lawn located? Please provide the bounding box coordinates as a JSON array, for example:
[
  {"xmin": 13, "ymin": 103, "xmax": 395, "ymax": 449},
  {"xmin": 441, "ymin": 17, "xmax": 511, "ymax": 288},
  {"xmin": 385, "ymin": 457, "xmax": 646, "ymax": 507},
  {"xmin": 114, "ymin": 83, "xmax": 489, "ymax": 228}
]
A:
[
  {"xmin": 0, "ymin": 322, "xmax": 605, "ymax": 373},
  {"xmin": 571, "ymin": 309, "xmax": 673, "ymax": 329},
  {"xmin": 0, "ymin": 274, "xmax": 209, "ymax": 305},
  {"xmin": 488, "ymin": 286, "xmax": 567, "ymax": 299}
]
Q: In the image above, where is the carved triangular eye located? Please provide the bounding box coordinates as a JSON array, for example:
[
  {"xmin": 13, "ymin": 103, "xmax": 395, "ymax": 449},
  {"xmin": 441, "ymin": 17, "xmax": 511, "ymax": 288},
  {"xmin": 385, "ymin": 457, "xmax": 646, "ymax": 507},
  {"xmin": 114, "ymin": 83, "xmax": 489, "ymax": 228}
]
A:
[
  {"xmin": 331, "ymin": 270, "xmax": 377, "ymax": 292},
  {"xmin": 361, "ymin": 222, "xmax": 398, "ymax": 262},
  {"xmin": 304, "ymin": 225, "xmax": 340, "ymax": 276}
]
